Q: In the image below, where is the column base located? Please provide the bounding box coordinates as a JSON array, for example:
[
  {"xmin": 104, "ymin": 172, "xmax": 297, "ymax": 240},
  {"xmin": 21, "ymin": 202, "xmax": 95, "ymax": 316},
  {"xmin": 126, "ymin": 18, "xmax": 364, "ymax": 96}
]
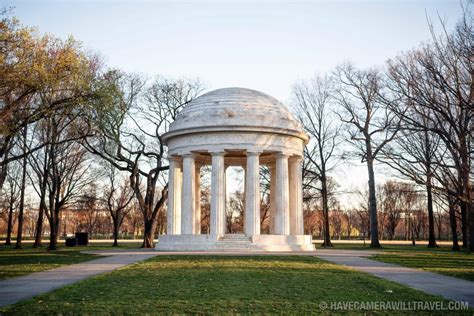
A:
[{"xmin": 155, "ymin": 234, "xmax": 315, "ymax": 252}]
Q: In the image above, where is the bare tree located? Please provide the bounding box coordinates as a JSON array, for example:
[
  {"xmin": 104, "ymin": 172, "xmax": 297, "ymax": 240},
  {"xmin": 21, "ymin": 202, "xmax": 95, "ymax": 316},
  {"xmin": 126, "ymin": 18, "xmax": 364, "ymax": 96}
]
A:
[
  {"xmin": 102, "ymin": 163, "xmax": 134, "ymax": 246},
  {"xmin": 200, "ymin": 185, "xmax": 211, "ymax": 234},
  {"xmin": 228, "ymin": 191, "xmax": 245, "ymax": 233},
  {"xmin": 380, "ymin": 180, "xmax": 415, "ymax": 241},
  {"xmin": 292, "ymin": 75, "xmax": 342, "ymax": 247},
  {"xmin": 379, "ymin": 113, "xmax": 440, "ymax": 247},
  {"xmin": 28, "ymin": 119, "xmax": 53, "ymax": 247},
  {"xmin": 330, "ymin": 208, "xmax": 343, "ymax": 239},
  {"xmin": 343, "ymin": 209, "xmax": 357, "ymax": 239},
  {"xmin": 435, "ymin": 175, "xmax": 462, "ymax": 251},
  {"xmin": 334, "ymin": 63, "xmax": 400, "ymax": 248},
  {"xmin": 14, "ymin": 125, "xmax": 28, "ymax": 249},
  {"xmin": 44, "ymin": 111, "xmax": 94, "ymax": 250},
  {"xmin": 85, "ymin": 72, "xmax": 204, "ymax": 247},
  {"xmin": 385, "ymin": 6, "xmax": 473, "ymax": 250},
  {"xmin": 1, "ymin": 161, "xmax": 20, "ymax": 245},
  {"xmin": 77, "ymin": 183, "xmax": 100, "ymax": 237},
  {"xmin": 446, "ymin": 194, "xmax": 461, "ymax": 251},
  {"xmin": 303, "ymin": 201, "xmax": 322, "ymax": 237}
]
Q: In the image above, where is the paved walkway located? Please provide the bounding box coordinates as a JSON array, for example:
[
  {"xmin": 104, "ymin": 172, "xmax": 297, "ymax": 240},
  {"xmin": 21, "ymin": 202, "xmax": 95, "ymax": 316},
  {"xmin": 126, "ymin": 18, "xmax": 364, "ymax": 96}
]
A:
[
  {"xmin": 316, "ymin": 249, "xmax": 474, "ymax": 306},
  {"xmin": 0, "ymin": 250, "xmax": 157, "ymax": 307}
]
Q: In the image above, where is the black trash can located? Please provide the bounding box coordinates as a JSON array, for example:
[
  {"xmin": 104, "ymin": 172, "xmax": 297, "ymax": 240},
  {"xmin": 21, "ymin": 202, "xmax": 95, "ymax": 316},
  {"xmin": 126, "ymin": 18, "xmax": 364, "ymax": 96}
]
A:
[
  {"xmin": 66, "ymin": 237, "xmax": 77, "ymax": 247},
  {"xmin": 75, "ymin": 232, "xmax": 89, "ymax": 246}
]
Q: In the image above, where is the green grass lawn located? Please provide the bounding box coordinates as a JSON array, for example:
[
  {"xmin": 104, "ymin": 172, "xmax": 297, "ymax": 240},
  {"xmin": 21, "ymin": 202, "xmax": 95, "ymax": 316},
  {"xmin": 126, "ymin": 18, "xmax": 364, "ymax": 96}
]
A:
[
  {"xmin": 317, "ymin": 244, "xmax": 474, "ymax": 281},
  {"xmin": 1, "ymin": 255, "xmax": 468, "ymax": 315},
  {"xmin": 0, "ymin": 242, "xmax": 141, "ymax": 280},
  {"xmin": 371, "ymin": 250, "xmax": 474, "ymax": 281}
]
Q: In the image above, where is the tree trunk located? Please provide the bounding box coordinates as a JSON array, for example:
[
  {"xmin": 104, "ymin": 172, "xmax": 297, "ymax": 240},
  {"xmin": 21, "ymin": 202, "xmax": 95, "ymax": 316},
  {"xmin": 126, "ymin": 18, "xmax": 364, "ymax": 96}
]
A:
[
  {"xmin": 5, "ymin": 203, "xmax": 14, "ymax": 246},
  {"xmin": 448, "ymin": 197, "xmax": 460, "ymax": 251},
  {"xmin": 320, "ymin": 174, "xmax": 333, "ymax": 247},
  {"xmin": 142, "ymin": 217, "xmax": 157, "ymax": 248},
  {"xmin": 112, "ymin": 218, "xmax": 119, "ymax": 247},
  {"xmin": 460, "ymin": 202, "xmax": 467, "ymax": 248},
  {"xmin": 34, "ymin": 146, "xmax": 49, "ymax": 248},
  {"xmin": 15, "ymin": 126, "xmax": 28, "ymax": 250},
  {"xmin": 33, "ymin": 182, "xmax": 47, "ymax": 248},
  {"xmin": 426, "ymin": 177, "xmax": 437, "ymax": 248},
  {"xmin": 468, "ymin": 200, "xmax": 474, "ymax": 252},
  {"xmin": 48, "ymin": 211, "xmax": 61, "ymax": 251},
  {"xmin": 460, "ymin": 185, "xmax": 473, "ymax": 252},
  {"xmin": 366, "ymin": 156, "xmax": 381, "ymax": 248},
  {"xmin": 388, "ymin": 227, "xmax": 395, "ymax": 240},
  {"xmin": 467, "ymin": 188, "xmax": 474, "ymax": 252},
  {"xmin": 459, "ymin": 133, "xmax": 473, "ymax": 252},
  {"xmin": 33, "ymin": 207, "xmax": 45, "ymax": 248}
]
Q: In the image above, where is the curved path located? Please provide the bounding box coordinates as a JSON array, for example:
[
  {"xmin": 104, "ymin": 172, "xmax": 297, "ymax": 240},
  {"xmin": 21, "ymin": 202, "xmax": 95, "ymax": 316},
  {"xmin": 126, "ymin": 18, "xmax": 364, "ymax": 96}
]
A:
[
  {"xmin": 0, "ymin": 250, "xmax": 157, "ymax": 307},
  {"xmin": 316, "ymin": 249, "xmax": 474, "ymax": 306}
]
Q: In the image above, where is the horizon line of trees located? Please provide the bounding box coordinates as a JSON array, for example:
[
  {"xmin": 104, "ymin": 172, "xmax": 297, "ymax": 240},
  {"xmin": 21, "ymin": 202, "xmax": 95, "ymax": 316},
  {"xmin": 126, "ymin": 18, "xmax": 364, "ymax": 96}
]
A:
[{"xmin": 0, "ymin": 176, "xmax": 462, "ymax": 246}]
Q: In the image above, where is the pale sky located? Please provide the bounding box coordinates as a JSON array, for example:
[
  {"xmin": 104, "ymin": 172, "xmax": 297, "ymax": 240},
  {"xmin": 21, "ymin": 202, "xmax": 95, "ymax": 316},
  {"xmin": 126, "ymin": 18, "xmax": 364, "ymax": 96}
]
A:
[{"xmin": 9, "ymin": 0, "xmax": 464, "ymax": 207}]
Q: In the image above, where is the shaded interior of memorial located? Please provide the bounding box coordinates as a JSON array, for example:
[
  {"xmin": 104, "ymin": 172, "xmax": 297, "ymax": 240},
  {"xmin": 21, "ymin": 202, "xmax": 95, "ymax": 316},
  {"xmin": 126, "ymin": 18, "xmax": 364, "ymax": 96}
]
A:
[{"xmin": 185, "ymin": 156, "xmax": 293, "ymax": 236}]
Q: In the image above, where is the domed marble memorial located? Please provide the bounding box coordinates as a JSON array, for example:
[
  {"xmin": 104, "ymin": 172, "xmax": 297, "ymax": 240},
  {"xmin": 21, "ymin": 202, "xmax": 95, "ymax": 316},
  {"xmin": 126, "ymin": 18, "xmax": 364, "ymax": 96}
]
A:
[{"xmin": 156, "ymin": 87, "xmax": 314, "ymax": 251}]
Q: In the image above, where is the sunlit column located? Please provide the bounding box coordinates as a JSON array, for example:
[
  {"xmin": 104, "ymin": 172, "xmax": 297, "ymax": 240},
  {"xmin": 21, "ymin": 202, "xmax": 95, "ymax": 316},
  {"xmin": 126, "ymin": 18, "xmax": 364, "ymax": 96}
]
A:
[
  {"xmin": 167, "ymin": 157, "xmax": 182, "ymax": 235},
  {"xmin": 289, "ymin": 157, "xmax": 303, "ymax": 235},
  {"xmin": 181, "ymin": 154, "xmax": 196, "ymax": 234},
  {"xmin": 275, "ymin": 153, "xmax": 290, "ymax": 235},
  {"xmin": 194, "ymin": 164, "xmax": 201, "ymax": 234},
  {"xmin": 210, "ymin": 152, "xmax": 226, "ymax": 235},
  {"xmin": 245, "ymin": 151, "xmax": 261, "ymax": 236}
]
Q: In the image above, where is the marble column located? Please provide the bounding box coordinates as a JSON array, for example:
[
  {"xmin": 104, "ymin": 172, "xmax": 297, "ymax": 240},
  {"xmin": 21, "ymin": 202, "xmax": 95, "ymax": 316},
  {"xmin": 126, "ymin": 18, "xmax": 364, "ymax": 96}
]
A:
[
  {"xmin": 268, "ymin": 164, "xmax": 276, "ymax": 234},
  {"xmin": 224, "ymin": 165, "xmax": 229, "ymax": 234},
  {"xmin": 210, "ymin": 152, "xmax": 226, "ymax": 235},
  {"xmin": 181, "ymin": 154, "xmax": 195, "ymax": 235},
  {"xmin": 167, "ymin": 157, "xmax": 182, "ymax": 235},
  {"xmin": 245, "ymin": 151, "xmax": 261, "ymax": 236},
  {"xmin": 194, "ymin": 165, "xmax": 201, "ymax": 234},
  {"xmin": 243, "ymin": 163, "xmax": 247, "ymax": 205},
  {"xmin": 275, "ymin": 153, "xmax": 290, "ymax": 235},
  {"xmin": 289, "ymin": 157, "xmax": 304, "ymax": 235}
]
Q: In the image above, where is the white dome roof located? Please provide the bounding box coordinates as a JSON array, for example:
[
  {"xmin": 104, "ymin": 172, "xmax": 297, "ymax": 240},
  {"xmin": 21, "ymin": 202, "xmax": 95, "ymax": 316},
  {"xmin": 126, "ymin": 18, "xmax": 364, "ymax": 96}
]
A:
[{"xmin": 163, "ymin": 87, "xmax": 308, "ymax": 143}]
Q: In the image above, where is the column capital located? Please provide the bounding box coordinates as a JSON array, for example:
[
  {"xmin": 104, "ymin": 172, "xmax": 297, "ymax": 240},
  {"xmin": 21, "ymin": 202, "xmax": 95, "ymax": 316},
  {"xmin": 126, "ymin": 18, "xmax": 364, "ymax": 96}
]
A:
[
  {"xmin": 209, "ymin": 151, "xmax": 226, "ymax": 157},
  {"xmin": 275, "ymin": 152, "xmax": 290, "ymax": 159},
  {"xmin": 289, "ymin": 155, "xmax": 303, "ymax": 163},
  {"xmin": 182, "ymin": 152, "xmax": 197, "ymax": 159},
  {"xmin": 246, "ymin": 150, "xmax": 262, "ymax": 156}
]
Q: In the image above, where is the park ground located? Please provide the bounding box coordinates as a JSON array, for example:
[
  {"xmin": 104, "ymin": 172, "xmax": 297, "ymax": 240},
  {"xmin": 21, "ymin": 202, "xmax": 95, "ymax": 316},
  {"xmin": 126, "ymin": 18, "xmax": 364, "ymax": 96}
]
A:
[{"xmin": 0, "ymin": 241, "xmax": 472, "ymax": 314}]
